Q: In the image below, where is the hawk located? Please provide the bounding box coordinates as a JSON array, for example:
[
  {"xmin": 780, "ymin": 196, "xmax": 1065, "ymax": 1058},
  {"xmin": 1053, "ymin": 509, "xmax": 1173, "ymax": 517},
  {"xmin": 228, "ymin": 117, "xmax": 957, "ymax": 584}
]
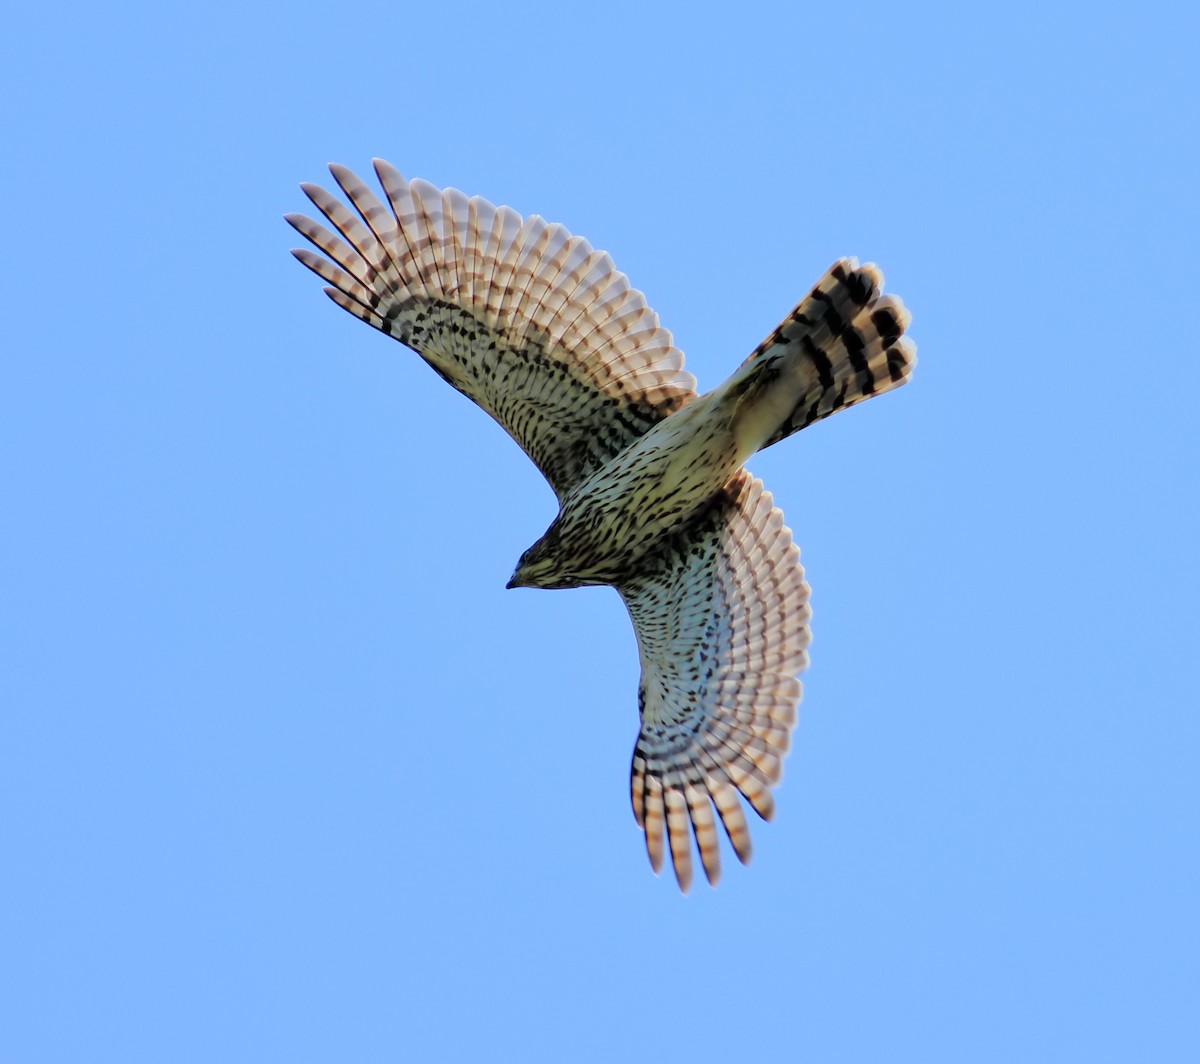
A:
[{"xmin": 288, "ymin": 160, "xmax": 915, "ymax": 890}]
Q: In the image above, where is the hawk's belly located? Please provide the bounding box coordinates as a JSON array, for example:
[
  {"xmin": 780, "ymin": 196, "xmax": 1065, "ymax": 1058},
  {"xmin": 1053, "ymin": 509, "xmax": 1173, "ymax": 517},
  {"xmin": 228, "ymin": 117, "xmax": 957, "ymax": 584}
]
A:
[{"xmin": 548, "ymin": 393, "xmax": 741, "ymax": 584}]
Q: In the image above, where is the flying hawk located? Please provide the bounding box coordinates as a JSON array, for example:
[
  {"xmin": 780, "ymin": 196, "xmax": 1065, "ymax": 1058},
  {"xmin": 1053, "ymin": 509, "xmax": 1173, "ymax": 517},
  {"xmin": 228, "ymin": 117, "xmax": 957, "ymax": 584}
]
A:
[{"xmin": 288, "ymin": 161, "xmax": 915, "ymax": 890}]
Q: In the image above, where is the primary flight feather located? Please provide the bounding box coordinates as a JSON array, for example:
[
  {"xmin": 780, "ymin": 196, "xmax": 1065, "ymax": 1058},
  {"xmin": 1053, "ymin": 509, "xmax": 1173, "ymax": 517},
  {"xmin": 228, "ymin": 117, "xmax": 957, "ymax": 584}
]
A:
[{"xmin": 288, "ymin": 160, "xmax": 915, "ymax": 890}]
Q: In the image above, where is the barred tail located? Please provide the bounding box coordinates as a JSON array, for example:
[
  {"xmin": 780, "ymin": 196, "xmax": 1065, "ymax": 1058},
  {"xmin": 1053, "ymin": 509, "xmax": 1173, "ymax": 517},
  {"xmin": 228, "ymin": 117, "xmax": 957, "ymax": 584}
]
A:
[{"xmin": 733, "ymin": 258, "xmax": 916, "ymax": 454}]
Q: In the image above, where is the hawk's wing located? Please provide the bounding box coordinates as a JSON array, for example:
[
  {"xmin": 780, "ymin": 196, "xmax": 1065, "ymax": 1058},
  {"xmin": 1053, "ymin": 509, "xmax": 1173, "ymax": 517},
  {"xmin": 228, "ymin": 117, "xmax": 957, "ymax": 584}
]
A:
[
  {"xmin": 288, "ymin": 161, "xmax": 698, "ymax": 499},
  {"xmin": 617, "ymin": 471, "xmax": 811, "ymax": 891}
]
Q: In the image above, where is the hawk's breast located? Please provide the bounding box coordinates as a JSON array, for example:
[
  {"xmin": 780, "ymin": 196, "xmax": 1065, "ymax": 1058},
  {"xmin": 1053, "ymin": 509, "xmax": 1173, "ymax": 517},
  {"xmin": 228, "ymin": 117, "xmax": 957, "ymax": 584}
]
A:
[{"xmin": 546, "ymin": 390, "xmax": 743, "ymax": 584}]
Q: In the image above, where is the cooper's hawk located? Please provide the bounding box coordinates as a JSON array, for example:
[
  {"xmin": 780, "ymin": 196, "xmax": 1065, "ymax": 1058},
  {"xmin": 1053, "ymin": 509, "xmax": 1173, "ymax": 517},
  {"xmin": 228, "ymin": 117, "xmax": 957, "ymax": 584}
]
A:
[{"xmin": 288, "ymin": 160, "xmax": 915, "ymax": 890}]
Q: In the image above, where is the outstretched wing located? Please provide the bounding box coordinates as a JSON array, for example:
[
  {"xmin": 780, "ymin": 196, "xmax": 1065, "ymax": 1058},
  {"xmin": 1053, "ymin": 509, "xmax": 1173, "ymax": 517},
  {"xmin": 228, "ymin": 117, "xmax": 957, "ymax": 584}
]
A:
[
  {"xmin": 617, "ymin": 471, "xmax": 811, "ymax": 891},
  {"xmin": 288, "ymin": 161, "xmax": 698, "ymax": 499}
]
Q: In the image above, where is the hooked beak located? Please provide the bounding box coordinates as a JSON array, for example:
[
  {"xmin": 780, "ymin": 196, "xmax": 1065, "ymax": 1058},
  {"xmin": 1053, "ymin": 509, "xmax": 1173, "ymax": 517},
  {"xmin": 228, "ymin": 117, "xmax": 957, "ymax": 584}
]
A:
[{"xmin": 506, "ymin": 571, "xmax": 526, "ymax": 590}]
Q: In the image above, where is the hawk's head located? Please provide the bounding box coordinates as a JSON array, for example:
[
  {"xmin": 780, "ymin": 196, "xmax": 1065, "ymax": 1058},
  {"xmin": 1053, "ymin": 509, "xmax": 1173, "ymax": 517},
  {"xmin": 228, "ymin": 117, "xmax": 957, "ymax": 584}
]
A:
[{"xmin": 507, "ymin": 523, "xmax": 588, "ymax": 590}]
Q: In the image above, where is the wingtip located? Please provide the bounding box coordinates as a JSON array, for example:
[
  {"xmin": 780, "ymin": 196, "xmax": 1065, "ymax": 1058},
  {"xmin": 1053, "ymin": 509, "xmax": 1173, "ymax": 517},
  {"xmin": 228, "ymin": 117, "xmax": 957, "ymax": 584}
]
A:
[
  {"xmin": 373, "ymin": 158, "xmax": 403, "ymax": 185},
  {"xmin": 328, "ymin": 162, "xmax": 355, "ymax": 187}
]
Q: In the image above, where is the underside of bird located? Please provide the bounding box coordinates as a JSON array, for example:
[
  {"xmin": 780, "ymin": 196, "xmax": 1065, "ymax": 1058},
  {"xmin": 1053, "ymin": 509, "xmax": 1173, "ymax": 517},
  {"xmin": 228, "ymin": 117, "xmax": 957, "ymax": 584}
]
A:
[{"xmin": 289, "ymin": 160, "xmax": 915, "ymax": 891}]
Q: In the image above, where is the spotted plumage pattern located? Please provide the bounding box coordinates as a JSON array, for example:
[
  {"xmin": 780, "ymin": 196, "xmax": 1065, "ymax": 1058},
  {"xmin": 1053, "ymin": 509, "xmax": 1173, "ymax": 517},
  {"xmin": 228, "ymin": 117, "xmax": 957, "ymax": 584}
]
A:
[
  {"xmin": 289, "ymin": 160, "xmax": 916, "ymax": 890},
  {"xmin": 287, "ymin": 161, "xmax": 696, "ymax": 500},
  {"xmin": 621, "ymin": 472, "xmax": 809, "ymax": 889}
]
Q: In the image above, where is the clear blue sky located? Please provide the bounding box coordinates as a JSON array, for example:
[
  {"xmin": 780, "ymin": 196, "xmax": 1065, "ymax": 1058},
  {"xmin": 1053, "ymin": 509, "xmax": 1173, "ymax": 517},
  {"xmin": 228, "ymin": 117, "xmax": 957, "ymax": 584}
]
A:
[{"xmin": 3, "ymin": 1, "xmax": 1197, "ymax": 1060}]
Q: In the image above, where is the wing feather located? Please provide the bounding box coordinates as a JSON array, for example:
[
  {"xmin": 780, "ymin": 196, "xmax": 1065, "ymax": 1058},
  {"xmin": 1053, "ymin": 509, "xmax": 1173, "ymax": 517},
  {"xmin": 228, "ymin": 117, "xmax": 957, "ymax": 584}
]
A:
[
  {"xmin": 289, "ymin": 161, "xmax": 697, "ymax": 497},
  {"xmin": 618, "ymin": 472, "xmax": 810, "ymax": 889}
]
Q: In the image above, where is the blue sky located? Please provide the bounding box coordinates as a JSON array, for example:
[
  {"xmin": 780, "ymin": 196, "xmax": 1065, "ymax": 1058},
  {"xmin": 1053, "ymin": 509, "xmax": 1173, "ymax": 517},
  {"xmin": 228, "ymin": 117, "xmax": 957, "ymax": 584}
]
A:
[{"xmin": 3, "ymin": 1, "xmax": 1197, "ymax": 1060}]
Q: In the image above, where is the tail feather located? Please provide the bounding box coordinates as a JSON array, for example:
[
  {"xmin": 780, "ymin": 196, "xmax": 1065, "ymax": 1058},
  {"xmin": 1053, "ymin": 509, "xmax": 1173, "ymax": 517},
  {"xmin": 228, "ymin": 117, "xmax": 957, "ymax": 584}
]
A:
[{"xmin": 739, "ymin": 258, "xmax": 916, "ymax": 452}]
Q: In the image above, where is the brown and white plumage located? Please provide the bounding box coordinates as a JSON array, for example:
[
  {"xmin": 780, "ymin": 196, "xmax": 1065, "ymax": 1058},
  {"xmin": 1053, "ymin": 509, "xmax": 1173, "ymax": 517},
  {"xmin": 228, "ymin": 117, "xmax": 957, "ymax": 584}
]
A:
[
  {"xmin": 621, "ymin": 472, "xmax": 810, "ymax": 889},
  {"xmin": 289, "ymin": 161, "xmax": 695, "ymax": 499},
  {"xmin": 288, "ymin": 160, "xmax": 915, "ymax": 890}
]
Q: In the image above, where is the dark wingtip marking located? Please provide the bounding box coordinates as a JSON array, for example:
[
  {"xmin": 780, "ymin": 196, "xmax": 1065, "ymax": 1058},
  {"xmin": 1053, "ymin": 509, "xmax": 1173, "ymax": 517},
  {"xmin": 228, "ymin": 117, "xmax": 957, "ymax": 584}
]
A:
[
  {"xmin": 822, "ymin": 304, "xmax": 846, "ymax": 336},
  {"xmin": 811, "ymin": 284, "xmax": 846, "ymax": 335},
  {"xmin": 801, "ymin": 335, "xmax": 834, "ymax": 389},
  {"xmin": 841, "ymin": 325, "xmax": 875, "ymax": 395},
  {"xmin": 871, "ymin": 308, "xmax": 902, "ymax": 344},
  {"xmin": 842, "ymin": 324, "xmax": 866, "ymax": 361},
  {"xmin": 845, "ymin": 269, "xmax": 872, "ymax": 306}
]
